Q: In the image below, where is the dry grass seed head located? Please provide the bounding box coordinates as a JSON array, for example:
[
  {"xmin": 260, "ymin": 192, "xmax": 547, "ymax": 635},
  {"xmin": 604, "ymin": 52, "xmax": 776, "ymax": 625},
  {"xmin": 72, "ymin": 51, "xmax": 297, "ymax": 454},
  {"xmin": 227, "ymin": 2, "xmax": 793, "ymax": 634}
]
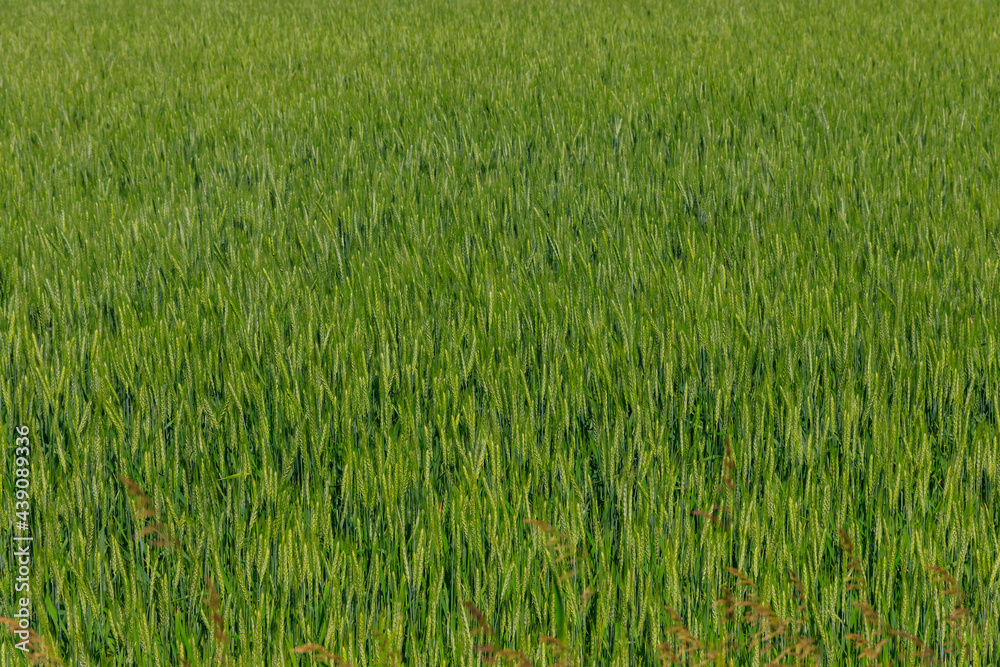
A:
[
  {"xmin": 462, "ymin": 602, "xmax": 497, "ymax": 664},
  {"xmin": 661, "ymin": 605, "xmax": 712, "ymax": 660},
  {"xmin": 495, "ymin": 648, "xmax": 534, "ymax": 666},
  {"xmin": 119, "ymin": 475, "xmax": 180, "ymax": 550},
  {"xmin": 926, "ymin": 565, "xmax": 974, "ymax": 657},
  {"xmin": 691, "ymin": 509, "xmax": 722, "ymax": 527},
  {"xmin": 292, "ymin": 642, "xmax": 355, "ymax": 666},
  {"xmin": 539, "ymin": 635, "xmax": 574, "ymax": 667},
  {"xmin": 204, "ymin": 576, "xmax": 229, "ymax": 665},
  {"xmin": 0, "ymin": 618, "xmax": 62, "ymax": 665},
  {"xmin": 838, "ymin": 528, "xmax": 868, "ymax": 595},
  {"xmin": 461, "ymin": 601, "xmax": 535, "ymax": 666}
]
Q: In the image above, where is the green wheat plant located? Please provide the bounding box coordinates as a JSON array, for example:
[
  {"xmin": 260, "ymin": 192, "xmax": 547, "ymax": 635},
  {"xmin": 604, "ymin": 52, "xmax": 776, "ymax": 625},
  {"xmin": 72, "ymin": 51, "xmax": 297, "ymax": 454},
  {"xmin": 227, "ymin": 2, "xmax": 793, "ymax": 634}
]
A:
[
  {"xmin": 1, "ymin": 0, "xmax": 997, "ymax": 664},
  {"xmin": 119, "ymin": 476, "xmax": 230, "ymax": 667}
]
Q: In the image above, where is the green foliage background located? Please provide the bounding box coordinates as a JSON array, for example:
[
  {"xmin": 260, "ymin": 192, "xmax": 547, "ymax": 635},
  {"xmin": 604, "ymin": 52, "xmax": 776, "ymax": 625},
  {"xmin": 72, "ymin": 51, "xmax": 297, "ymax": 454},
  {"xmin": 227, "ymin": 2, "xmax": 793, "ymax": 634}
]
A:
[{"xmin": 1, "ymin": 0, "xmax": 998, "ymax": 664}]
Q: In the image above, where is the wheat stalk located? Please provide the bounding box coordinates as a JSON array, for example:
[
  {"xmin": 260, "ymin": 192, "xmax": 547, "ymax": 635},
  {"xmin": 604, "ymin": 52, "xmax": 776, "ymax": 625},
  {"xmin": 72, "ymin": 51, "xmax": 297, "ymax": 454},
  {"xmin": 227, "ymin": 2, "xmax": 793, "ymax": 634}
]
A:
[{"xmin": 120, "ymin": 476, "xmax": 234, "ymax": 666}]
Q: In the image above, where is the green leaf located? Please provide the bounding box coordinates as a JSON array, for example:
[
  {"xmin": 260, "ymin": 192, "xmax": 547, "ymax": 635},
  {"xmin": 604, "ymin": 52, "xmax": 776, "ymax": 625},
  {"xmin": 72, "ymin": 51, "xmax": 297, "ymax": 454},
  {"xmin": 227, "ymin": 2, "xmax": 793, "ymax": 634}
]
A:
[
  {"xmin": 175, "ymin": 610, "xmax": 195, "ymax": 662},
  {"xmin": 554, "ymin": 581, "xmax": 566, "ymax": 641},
  {"xmin": 45, "ymin": 595, "xmax": 59, "ymax": 631}
]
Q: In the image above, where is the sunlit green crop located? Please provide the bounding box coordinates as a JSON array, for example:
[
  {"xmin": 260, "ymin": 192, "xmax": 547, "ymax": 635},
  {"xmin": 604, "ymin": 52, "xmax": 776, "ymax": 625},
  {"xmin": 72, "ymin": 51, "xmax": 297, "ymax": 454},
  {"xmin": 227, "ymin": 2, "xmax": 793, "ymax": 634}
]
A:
[{"xmin": 1, "ymin": 0, "xmax": 997, "ymax": 665}]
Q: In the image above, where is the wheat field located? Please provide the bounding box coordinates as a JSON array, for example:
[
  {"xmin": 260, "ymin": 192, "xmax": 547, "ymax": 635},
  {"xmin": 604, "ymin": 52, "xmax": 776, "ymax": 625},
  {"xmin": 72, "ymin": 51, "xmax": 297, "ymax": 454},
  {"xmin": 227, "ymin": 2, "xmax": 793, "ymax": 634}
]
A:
[{"xmin": 1, "ymin": 0, "xmax": 998, "ymax": 665}]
